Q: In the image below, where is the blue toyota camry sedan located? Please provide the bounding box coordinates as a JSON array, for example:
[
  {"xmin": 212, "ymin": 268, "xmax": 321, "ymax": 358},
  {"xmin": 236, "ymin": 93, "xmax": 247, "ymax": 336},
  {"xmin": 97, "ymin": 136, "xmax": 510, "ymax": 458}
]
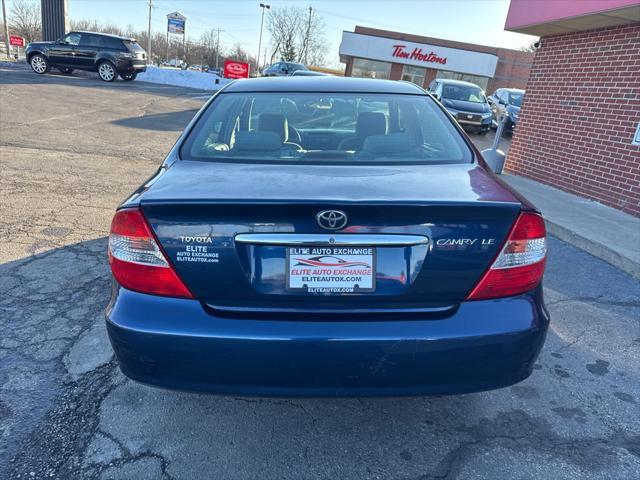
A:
[{"xmin": 106, "ymin": 77, "xmax": 549, "ymax": 396}]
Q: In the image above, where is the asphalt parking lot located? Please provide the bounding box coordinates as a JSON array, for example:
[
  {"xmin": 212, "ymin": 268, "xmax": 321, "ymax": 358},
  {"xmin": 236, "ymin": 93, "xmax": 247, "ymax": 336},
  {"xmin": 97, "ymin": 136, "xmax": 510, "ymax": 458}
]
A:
[{"xmin": 1, "ymin": 65, "xmax": 638, "ymax": 480}]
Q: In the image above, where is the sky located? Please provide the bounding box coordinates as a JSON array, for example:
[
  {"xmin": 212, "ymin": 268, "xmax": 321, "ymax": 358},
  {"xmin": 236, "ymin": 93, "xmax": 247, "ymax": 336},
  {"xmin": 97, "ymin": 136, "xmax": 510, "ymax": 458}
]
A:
[{"xmin": 9, "ymin": 0, "xmax": 538, "ymax": 67}]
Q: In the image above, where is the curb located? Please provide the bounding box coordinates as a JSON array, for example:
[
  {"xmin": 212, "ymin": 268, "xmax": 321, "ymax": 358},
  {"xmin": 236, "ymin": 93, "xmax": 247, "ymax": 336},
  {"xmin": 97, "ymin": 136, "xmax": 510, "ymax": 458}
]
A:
[{"xmin": 545, "ymin": 220, "xmax": 640, "ymax": 280}]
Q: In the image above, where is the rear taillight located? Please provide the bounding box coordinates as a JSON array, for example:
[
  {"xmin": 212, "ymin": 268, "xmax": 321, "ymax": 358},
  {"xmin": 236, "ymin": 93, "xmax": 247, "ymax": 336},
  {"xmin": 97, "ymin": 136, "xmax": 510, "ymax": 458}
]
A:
[
  {"xmin": 108, "ymin": 208, "xmax": 193, "ymax": 298},
  {"xmin": 467, "ymin": 212, "xmax": 547, "ymax": 300}
]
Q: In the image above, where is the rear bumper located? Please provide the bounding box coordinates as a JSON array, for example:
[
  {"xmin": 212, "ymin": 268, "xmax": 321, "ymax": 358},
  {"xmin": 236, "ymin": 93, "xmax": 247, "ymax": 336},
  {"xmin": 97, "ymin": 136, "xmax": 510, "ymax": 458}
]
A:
[
  {"xmin": 106, "ymin": 287, "xmax": 549, "ymax": 396},
  {"xmin": 116, "ymin": 59, "xmax": 146, "ymax": 74}
]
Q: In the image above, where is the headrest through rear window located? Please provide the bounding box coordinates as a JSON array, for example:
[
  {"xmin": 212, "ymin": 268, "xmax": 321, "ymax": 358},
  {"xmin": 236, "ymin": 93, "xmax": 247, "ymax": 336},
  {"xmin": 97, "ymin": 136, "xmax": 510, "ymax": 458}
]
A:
[
  {"xmin": 356, "ymin": 112, "xmax": 387, "ymax": 138},
  {"xmin": 258, "ymin": 113, "xmax": 289, "ymax": 142},
  {"xmin": 234, "ymin": 131, "xmax": 282, "ymax": 151}
]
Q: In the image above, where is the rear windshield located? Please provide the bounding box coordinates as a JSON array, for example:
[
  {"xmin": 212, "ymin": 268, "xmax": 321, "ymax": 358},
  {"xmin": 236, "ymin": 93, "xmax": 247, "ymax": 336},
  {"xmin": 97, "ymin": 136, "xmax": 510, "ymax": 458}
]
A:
[
  {"xmin": 123, "ymin": 41, "xmax": 144, "ymax": 52},
  {"xmin": 181, "ymin": 92, "xmax": 472, "ymax": 164}
]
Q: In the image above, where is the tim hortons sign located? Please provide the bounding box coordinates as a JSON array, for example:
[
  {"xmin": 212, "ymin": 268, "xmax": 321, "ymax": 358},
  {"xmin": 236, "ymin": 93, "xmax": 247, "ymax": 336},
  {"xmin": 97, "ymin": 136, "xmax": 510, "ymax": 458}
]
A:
[{"xmin": 391, "ymin": 44, "xmax": 447, "ymax": 65}]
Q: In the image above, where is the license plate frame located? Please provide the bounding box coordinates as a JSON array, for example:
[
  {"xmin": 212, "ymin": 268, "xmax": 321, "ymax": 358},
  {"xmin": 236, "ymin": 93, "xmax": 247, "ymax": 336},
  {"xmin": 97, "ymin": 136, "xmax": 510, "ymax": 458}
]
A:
[
  {"xmin": 286, "ymin": 246, "xmax": 376, "ymax": 293},
  {"xmin": 457, "ymin": 112, "xmax": 482, "ymax": 125}
]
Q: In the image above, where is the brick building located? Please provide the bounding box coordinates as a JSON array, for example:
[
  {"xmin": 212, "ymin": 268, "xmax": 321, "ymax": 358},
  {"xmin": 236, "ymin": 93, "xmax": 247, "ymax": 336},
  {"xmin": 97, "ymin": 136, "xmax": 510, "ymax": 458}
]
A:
[
  {"xmin": 505, "ymin": 0, "xmax": 640, "ymax": 217},
  {"xmin": 339, "ymin": 26, "xmax": 534, "ymax": 93}
]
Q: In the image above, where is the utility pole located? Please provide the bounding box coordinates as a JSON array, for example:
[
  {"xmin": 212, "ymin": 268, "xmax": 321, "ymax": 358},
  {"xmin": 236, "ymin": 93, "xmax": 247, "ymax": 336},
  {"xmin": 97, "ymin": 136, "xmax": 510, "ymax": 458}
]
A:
[
  {"xmin": 146, "ymin": 0, "xmax": 152, "ymax": 62},
  {"xmin": 257, "ymin": 3, "xmax": 270, "ymax": 71},
  {"xmin": 304, "ymin": 6, "xmax": 312, "ymax": 65},
  {"xmin": 215, "ymin": 28, "xmax": 222, "ymax": 70},
  {"xmin": 206, "ymin": 34, "xmax": 212, "ymax": 69},
  {"xmin": 1, "ymin": 0, "xmax": 9, "ymax": 60}
]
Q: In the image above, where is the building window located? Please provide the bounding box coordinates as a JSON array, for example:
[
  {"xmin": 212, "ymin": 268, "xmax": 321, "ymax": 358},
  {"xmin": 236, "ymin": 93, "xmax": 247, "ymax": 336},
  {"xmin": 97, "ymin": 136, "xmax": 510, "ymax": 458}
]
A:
[
  {"xmin": 436, "ymin": 70, "xmax": 489, "ymax": 91},
  {"xmin": 401, "ymin": 65, "xmax": 426, "ymax": 87},
  {"xmin": 351, "ymin": 58, "xmax": 391, "ymax": 79}
]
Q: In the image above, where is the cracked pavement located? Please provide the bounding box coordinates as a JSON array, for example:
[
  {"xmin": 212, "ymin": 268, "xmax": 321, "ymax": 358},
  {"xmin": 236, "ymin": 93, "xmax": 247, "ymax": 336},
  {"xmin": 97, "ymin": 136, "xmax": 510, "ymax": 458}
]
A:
[{"xmin": 1, "ymin": 65, "xmax": 639, "ymax": 479}]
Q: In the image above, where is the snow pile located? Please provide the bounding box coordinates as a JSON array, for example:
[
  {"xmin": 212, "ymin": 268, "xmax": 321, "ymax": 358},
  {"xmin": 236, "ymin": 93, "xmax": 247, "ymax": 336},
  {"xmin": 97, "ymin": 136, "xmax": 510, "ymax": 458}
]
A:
[{"xmin": 137, "ymin": 65, "xmax": 231, "ymax": 91}]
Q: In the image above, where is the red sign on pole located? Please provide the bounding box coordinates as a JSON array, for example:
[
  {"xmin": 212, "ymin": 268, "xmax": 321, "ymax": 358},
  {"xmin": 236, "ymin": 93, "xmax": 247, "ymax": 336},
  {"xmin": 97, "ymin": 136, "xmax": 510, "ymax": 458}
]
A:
[
  {"xmin": 9, "ymin": 36, "xmax": 25, "ymax": 47},
  {"xmin": 223, "ymin": 60, "xmax": 250, "ymax": 79}
]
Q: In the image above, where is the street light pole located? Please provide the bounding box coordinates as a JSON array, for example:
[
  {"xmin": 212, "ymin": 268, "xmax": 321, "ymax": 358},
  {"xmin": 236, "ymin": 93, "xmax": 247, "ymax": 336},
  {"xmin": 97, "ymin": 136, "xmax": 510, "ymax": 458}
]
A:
[
  {"xmin": 304, "ymin": 6, "xmax": 312, "ymax": 65},
  {"xmin": 146, "ymin": 0, "xmax": 152, "ymax": 62},
  {"xmin": 1, "ymin": 0, "xmax": 10, "ymax": 60},
  {"xmin": 257, "ymin": 3, "xmax": 270, "ymax": 71},
  {"xmin": 215, "ymin": 28, "xmax": 222, "ymax": 70}
]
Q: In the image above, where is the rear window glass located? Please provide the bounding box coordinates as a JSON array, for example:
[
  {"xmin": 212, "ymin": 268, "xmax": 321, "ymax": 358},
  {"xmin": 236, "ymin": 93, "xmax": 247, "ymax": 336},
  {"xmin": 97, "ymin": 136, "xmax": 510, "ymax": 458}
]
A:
[
  {"xmin": 79, "ymin": 35, "xmax": 103, "ymax": 48},
  {"xmin": 124, "ymin": 41, "xmax": 145, "ymax": 53},
  {"xmin": 181, "ymin": 92, "xmax": 472, "ymax": 165},
  {"xmin": 102, "ymin": 36, "xmax": 124, "ymax": 49}
]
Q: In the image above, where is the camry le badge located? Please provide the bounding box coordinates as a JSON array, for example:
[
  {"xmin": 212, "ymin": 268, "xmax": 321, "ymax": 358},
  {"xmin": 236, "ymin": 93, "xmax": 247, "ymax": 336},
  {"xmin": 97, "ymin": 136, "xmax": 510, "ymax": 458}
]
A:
[{"xmin": 316, "ymin": 210, "xmax": 348, "ymax": 230}]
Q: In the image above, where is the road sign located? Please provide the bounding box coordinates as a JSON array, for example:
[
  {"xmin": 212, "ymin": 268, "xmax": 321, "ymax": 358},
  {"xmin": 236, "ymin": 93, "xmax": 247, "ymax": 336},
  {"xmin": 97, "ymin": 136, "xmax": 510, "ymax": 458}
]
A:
[
  {"xmin": 167, "ymin": 12, "xmax": 186, "ymax": 35},
  {"xmin": 9, "ymin": 36, "xmax": 25, "ymax": 47},
  {"xmin": 224, "ymin": 60, "xmax": 250, "ymax": 79}
]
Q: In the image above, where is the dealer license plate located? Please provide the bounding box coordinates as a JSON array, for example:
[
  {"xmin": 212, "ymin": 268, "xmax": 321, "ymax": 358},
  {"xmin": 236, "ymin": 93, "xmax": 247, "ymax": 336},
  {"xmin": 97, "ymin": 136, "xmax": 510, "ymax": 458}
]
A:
[{"xmin": 287, "ymin": 246, "xmax": 376, "ymax": 293}]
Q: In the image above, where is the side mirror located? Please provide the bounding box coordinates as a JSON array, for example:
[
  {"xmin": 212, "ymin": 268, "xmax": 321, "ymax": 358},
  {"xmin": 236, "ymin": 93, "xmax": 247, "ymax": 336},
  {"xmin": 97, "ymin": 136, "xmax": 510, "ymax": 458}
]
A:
[{"xmin": 58, "ymin": 40, "xmax": 66, "ymax": 45}]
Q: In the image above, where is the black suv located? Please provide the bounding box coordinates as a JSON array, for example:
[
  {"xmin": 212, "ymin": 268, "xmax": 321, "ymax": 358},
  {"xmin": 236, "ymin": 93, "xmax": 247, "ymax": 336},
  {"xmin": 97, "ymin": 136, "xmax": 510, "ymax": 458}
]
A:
[{"xmin": 25, "ymin": 31, "xmax": 147, "ymax": 82}]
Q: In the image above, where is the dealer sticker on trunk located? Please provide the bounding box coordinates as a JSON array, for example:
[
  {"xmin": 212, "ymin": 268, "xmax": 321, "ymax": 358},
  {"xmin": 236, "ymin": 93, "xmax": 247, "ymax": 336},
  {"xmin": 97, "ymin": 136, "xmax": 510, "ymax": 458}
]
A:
[{"xmin": 287, "ymin": 247, "xmax": 375, "ymax": 293}]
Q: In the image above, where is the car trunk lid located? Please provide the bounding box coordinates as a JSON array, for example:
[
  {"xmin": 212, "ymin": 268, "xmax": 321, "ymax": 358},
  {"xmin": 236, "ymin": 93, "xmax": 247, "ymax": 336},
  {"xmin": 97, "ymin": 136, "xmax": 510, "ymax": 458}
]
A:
[{"xmin": 140, "ymin": 161, "xmax": 522, "ymax": 310}]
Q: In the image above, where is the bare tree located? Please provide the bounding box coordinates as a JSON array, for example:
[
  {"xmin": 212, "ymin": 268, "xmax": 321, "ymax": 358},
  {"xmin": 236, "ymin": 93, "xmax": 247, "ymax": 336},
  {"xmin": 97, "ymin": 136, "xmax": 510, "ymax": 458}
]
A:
[
  {"xmin": 69, "ymin": 19, "xmax": 101, "ymax": 32},
  {"xmin": 9, "ymin": 0, "xmax": 41, "ymax": 43},
  {"xmin": 227, "ymin": 43, "xmax": 258, "ymax": 73},
  {"xmin": 200, "ymin": 29, "xmax": 223, "ymax": 68},
  {"xmin": 267, "ymin": 6, "xmax": 327, "ymax": 65},
  {"xmin": 518, "ymin": 41, "xmax": 538, "ymax": 52}
]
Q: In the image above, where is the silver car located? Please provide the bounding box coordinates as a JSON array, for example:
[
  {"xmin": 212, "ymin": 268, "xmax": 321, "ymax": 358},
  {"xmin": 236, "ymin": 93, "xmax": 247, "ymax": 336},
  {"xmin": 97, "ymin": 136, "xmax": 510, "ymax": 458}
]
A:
[{"xmin": 263, "ymin": 61, "xmax": 309, "ymax": 77}]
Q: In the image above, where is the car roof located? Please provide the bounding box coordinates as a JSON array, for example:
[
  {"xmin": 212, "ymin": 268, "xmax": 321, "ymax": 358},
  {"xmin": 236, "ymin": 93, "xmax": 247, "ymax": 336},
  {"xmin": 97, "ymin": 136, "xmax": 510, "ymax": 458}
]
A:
[
  {"xmin": 437, "ymin": 79, "xmax": 481, "ymax": 88},
  {"xmin": 503, "ymin": 88, "xmax": 525, "ymax": 94},
  {"xmin": 71, "ymin": 31, "xmax": 135, "ymax": 42},
  {"xmin": 223, "ymin": 76, "xmax": 426, "ymax": 94}
]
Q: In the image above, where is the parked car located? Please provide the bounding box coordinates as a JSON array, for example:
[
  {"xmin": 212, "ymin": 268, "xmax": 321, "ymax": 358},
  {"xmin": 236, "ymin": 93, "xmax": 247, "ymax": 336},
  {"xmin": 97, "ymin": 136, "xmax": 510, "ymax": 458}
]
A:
[
  {"xmin": 263, "ymin": 61, "xmax": 309, "ymax": 76},
  {"xmin": 25, "ymin": 31, "xmax": 147, "ymax": 82},
  {"xmin": 162, "ymin": 58, "xmax": 186, "ymax": 69},
  {"xmin": 106, "ymin": 76, "xmax": 549, "ymax": 396},
  {"xmin": 487, "ymin": 88, "xmax": 525, "ymax": 132},
  {"xmin": 428, "ymin": 79, "xmax": 492, "ymax": 134}
]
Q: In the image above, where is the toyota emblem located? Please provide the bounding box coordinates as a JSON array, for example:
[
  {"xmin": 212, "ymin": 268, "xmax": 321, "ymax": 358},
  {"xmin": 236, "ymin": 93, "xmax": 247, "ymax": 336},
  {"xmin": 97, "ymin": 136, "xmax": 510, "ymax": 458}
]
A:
[{"xmin": 316, "ymin": 210, "xmax": 348, "ymax": 230}]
